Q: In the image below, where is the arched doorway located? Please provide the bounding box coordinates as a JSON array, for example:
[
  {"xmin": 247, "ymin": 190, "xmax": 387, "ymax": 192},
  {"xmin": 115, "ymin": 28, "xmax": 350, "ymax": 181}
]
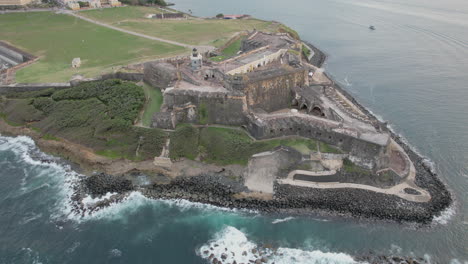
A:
[{"xmin": 312, "ymin": 106, "xmax": 325, "ymax": 117}]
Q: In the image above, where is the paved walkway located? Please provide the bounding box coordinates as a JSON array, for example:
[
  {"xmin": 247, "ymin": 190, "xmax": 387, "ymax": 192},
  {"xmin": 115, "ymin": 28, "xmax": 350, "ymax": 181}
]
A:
[
  {"xmin": 278, "ymin": 138, "xmax": 431, "ymax": 203},
  {"xmin": 64, "ymin": 11, "xmax": 215, "ymax": 53}
]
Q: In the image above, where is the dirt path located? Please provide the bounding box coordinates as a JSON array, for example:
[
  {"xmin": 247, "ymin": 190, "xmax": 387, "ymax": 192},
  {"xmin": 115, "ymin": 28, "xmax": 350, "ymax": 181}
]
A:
[{"xmin": 64, "ymin": 11, "xmax": 215, "ymax": 53}]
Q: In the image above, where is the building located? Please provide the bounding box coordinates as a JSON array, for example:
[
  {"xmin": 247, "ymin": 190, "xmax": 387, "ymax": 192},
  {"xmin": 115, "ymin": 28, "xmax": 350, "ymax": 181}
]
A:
[{"xmin": 0, "ymin": 0, "xmax": 33, "ymax": 5}]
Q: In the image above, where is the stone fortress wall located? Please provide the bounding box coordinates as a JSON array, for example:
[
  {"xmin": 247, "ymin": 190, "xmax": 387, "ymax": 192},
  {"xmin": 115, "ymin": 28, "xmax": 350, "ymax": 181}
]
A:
[
  {"xmin": 143, "ymin": 31, "xmax": 395, "ymax": 171},
  {"xmin": 246, "ymin": 113, "xmax": 389, "ymax": 170},
  {"xmin": 156, "ymin": 88, "xmax": 246, "ymax": 129},
  {"xmin": 240, "ymin": 67, "xmax": 308, "ymax": 112}
]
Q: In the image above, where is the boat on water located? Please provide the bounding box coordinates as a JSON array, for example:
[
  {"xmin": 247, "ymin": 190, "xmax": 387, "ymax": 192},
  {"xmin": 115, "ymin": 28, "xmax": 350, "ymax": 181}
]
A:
[{"xmin": 369, "ymin": 25, "xmax": 376, "ymax": 30}]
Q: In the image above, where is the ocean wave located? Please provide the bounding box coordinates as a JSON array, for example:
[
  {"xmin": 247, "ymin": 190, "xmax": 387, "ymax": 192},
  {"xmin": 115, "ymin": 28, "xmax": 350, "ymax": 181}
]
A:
[
  {"xmin": 432, "ymin": 204, "xmax": 456, "ymax": 225},
  {"xmin": 272, "ymin": 216, "xmax": 295, "ymax": 224},
  {"xmin": 19, "ymin": 213, "xmax": 43, "ymax": 225},
  {"xmin": 198, "ymin": 226, "xmax": 361, "ymax": 264}
]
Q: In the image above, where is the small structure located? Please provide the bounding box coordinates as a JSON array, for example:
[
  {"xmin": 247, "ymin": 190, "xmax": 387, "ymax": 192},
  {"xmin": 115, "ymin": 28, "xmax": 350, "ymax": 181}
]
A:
[
  {"xmin": 223, "ymin": 14, "xmax": 250, "ymax": 20},
  {"xmin": 190, "ymin": 48, "xmax": 202, "ymax": 71},
  {"xmin": 89, "ymin": 0, "xmax": 101, "ymax": 8},
  {"xmin": 67, "ymin": 1, "xmax": 80, "ymax": 10},
  {"xmin": 108, "ymin": 0, "xmax": 121, "ymax": 7},
  {"xmin": 72, "ymin": 58, "xmax": 81, "ymax": 68},
  {"xmin": 0, "ymin": 0, "xmax": 33, "ymax": 6}
]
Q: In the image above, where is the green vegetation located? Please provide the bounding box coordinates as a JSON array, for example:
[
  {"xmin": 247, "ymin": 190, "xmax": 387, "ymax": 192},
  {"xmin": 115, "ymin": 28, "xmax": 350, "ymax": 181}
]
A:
[
  {"xmin": 222, "ymin": 37, "xmax": 244, "ymax": 56},
  {"xmin": 209, "ymin": 55, "xmax": 228, "ymax": 62},
  {"xmin": 209, "ymin": 37, "xmax": 244, "ymax": 62},
  {"xmin": 81, "ymin": 6, "xmax": 164, "ymax": 22},
  {"xmin": 141, "ymin": 83, "xmax": 163, "ymax": 127},
  {"xmin": 0, "ymin": 12, "xmax": 184, "ymax": 82},
  {"xmin": 120, "ymin": 0, "xmax": 167, "ymax": 6},
  {"xmin": 198, "ymin": 102, "xmax": 208, "ymax": 124},
  {"xmin": 278, "ymin": 24, "xmax": 300, "ymax": 40},
  {"xmin": 169, "ymin": 124, "xmax": 200, "ymax": 161},
  {"xmin": 80, "ymin": 8, "xmax": 279, "ymax": 47},
  {"xmin": 42, "ymin": 133, "xmax": 60, "ymax": 141},
  {"xmin": 302, "ymin": 44, "xmax": 311, "ymax": 58},
  {"xmin": 165, "ymin": 125, "xmax": 333, "ymax": 166},
  {"xmin": 319, "ymin": 141, "xmax": 342, "ymax": 154},
  {"xmin": 288, "ymin": 49, "xmax": 300, "ymax": 56},
  {"xmin": 0, "ymin": 80, "xmax": 167, "ymax": 160},
  {"xmin": 343, "ymin": 158, "xmax": 372, "ymax": 175}
]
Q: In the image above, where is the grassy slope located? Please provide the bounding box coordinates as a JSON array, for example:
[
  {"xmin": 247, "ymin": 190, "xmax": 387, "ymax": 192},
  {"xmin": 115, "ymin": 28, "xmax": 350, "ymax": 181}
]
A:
[
  {"xmin": 80, "ymin": 7, "xmax": 277, "ymax": 47},
  {"xmin": 169, "ymin": 125, "xmax": 341, "ymax": 166},
  {"xmin": 141, "ymin": 83, "xmax": 163, "ymax": 127},
  {"xmin": 0, "ymin": 80, "xmax": 167, "ymax": 161},
  {"xmin": 0, "ymin": 12, "xmax": 185, "ymax": 83}
]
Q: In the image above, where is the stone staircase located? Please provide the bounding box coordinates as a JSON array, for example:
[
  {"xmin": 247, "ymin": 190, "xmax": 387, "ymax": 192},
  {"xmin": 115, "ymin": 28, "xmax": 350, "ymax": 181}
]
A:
[{"xmin": 324, "ymin": 87, "xmax": 370, "ymax": 123}]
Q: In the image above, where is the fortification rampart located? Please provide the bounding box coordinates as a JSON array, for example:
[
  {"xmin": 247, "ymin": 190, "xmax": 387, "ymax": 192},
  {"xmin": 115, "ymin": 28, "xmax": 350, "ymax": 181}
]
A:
[
  {"xmin": 237, "ymin": 66, "xmax": 308, "ymax": 112},
  {"xmin": 246, "ymin": 113, "xmax": 389, "ymax": 169},
  {"xmin": 153, "ymin": 88, "xmax": 246, "ymax": 129}
]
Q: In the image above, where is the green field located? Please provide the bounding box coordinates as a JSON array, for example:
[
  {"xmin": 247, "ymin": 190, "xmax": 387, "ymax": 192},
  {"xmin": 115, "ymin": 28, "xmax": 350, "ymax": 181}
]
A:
[
  {"xmin": 80, "ymin": 7, "xmax": 278, "ymax": 47},
  {"xmin": 0, "ymin": 12, "xmax": 185, "ymax": 83},
  {"xmin": 141, "ymin": 83, "xmax": 163, "ymax": 127}
]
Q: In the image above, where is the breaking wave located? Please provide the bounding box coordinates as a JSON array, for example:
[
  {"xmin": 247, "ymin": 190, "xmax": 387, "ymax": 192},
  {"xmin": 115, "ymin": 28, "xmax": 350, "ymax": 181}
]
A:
[
  {"xmin": 432, "ymin": 205, "xmax": 456, "ymax": 225},
  {"xmin": 0, "ymin": 135, "xmax": 254, "ymax": 224},
  {"xmin": 272, "ymin": 216, "xmax": 295, "ymax": 224},
  {"xmin": 198, "ymin": 226, "xmax": 361, "ymax": 264}
]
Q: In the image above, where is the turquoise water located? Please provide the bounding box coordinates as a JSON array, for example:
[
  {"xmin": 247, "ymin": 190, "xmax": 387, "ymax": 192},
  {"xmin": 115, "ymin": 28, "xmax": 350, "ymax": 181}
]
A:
[{"xmin": 1, "ymin": 0, "xmax": 467, "ymax": 263}]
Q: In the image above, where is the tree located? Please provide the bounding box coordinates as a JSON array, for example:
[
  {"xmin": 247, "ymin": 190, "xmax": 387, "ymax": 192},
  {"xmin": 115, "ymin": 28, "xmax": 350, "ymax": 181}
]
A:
[{"xmin": 216, "ymin": 13, "xmax": 224, "ymax": 19}]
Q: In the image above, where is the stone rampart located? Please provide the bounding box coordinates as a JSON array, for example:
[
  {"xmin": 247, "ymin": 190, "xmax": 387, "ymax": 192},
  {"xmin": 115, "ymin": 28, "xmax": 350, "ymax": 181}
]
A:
[
  {"xmin": 237, "ymin": 66, "xmax": 308, "ymax": 112},
  {"xmin": 155, "ymin": 88, "xmax": 246, "ymax": 128},
  {"xmin": 143, "ymin": 61, "xmax": 178, "ymax": 89},
  {"xmin": 0, "ymin": 83, "xmax": 70, "ymax": 95},
  {"xmin": 246, "ymin": 114, "xmax": 389, "ymax": 169},
  {"xmin": 100, "ymin": 72, "xmax": 144, "ymax": 82}
]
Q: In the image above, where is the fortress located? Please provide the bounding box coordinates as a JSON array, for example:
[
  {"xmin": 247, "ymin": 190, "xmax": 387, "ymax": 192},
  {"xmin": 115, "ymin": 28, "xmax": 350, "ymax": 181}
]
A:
[{"xmin": 143, "ymin": 31, "xmax": 429, "ymax": 201}]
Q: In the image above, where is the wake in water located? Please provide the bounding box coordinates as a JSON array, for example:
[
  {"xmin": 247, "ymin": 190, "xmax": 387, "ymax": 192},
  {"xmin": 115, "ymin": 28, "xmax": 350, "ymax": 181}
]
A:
[{"xmin": 198, "ymin": 226, "xmax": 360, "ymax": 264}]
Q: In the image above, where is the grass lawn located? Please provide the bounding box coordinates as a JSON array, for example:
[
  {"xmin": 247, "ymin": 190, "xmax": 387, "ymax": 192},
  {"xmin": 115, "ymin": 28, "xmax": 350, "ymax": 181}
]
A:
[
  {"xmin": 209, "ymin": 37, "xmax": 244, "ymax": 62},
  {"xmin": 222, "ymin": 37, "xmax": 244, "ymax": 56},
  {"xmin": 0, "ymin": 12, "xmax": 185, "ymax": 83},
  {"xmin": 78, "ymin": 6, "xmax": 164, "ymax": 22},
  {"xmin": 80, "ymin": 7, "xmax": 279, "ymax": 47},
  {"xmin": 141, "ymin": 83, "xmax": 163, "ymax": 127}
]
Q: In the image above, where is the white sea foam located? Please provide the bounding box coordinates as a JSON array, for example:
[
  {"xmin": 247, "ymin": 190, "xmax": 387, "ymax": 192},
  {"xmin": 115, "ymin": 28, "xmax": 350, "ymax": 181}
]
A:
[
  {"xmin": 1, "ymin": 135, "xmax": 258, "ymax": 222},
  {"xmin": 272, "ymin": 216, "xmax": 295, "ymax": 224},
  {"xmin": 109, "ymin": 248, "xmax": 122, "ymax": 258},
  {"xmin": 19, "ymin": 213, "xmax": 43, "ymax": 225},
  {"xmin": 198, "ymin": 226, "xmax": 361, "ymax": 264},
  {"xmin": 82, "ymin": 192, "xmax": 117, "ymax": 207},
  {"xmin": 432, "ymin": 205, "xmax": 456, "ymax": 225}
]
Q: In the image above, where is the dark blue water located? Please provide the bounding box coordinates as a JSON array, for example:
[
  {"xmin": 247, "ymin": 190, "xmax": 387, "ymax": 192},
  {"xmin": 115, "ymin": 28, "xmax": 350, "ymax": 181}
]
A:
[{"xmin": 1, "ymin": 0, "xmax": 467, "ymax": 263}]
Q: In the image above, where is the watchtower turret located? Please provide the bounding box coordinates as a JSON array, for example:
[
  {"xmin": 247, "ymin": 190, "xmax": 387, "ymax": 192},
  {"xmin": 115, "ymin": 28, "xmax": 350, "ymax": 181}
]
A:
[{"xmin": 190, "ymin": 48, "xmax": 203, "ymax": 71}]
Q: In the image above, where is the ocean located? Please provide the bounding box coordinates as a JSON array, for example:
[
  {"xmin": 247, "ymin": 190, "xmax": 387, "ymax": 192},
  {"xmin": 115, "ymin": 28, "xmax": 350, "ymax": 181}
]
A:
[{"xmin": 1, "ymin": 0, "xmax": 467, "ymax": 263}]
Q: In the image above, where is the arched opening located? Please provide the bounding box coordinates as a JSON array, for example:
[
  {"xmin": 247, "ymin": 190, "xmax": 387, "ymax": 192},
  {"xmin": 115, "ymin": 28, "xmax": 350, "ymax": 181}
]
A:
[
  {"xmin": 300, "ymin": 104, "xmax": 308, "ymax": 111},
  {"xmin": 312, "ymin": 106, "xmax": 324, "ymax": 117},
  {"xmin": 204, "ymin": 74, "xmax": 209, "ymax": 80}
]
